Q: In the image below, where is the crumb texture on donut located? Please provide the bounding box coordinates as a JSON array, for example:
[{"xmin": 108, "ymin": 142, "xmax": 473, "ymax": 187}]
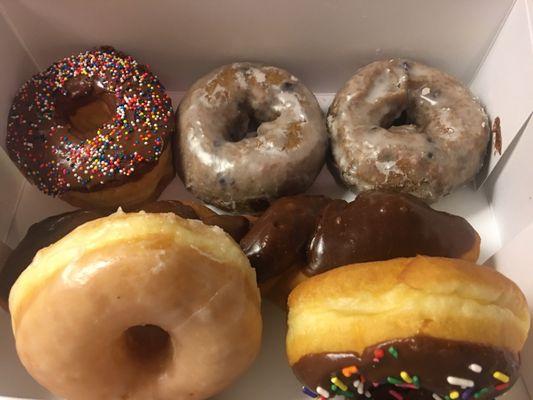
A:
[
  {"xmin": 10, "ymin": 212, "xmax": 261, "ymax": 400},
  {"xmin": 177, "ymin": 62, "xmax": 327, "ymax": 212},
  {"xmin": 287, "ymin": 256, "xmax": 529, "ymax": 365},
  {"xmin": 327, "ymin": 59, "xmax": 490, "ymax": 201}
]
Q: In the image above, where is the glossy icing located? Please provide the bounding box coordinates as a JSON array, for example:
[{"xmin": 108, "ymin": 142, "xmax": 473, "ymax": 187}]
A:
[
  {"xmin": 327, "ymin": 59, "xmax": 490, "ymax": 202},
  {"xmin": 306, "ymin": 191, "xmax": 479, "ymax": 275},
  {"xmin": 6, "ymin": 47, "xmax": 174, "ymax": 196},
  {"xmin": 177, "ymin": 63, "xmax": 327, "ymax": 212},
  {"xmin": 240, "ymin": 195, "xmax": 330, "ymax": 282},
  {"xmin": 0, "ymin": 200, "xmax": 249, "ymax": 305},
  {"xmin": 238, "ymin": 192, "xmax": 478, "ymax": 281},
  {"xmin": 292, "ymin": 336, "xmax": 519, "ymax": 400}
]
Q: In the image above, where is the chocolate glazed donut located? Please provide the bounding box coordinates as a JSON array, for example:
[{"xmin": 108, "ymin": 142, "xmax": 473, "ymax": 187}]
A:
[
  {"xmin": 6, "ymin": 47, "xmax": 175, "ymax": 209},
  {"xmin": 240, "ymin": 191, "xmax": 479, "ymax": 284},
  {"xmin": 327, "ymin": 59, "xmax": 490, "ymax": 201},
  {"xmin": 176, "ymin": 63, "xmax": 327, "ymax": 213},
  {"xmin": 0, "ymin": 201, "xmax": 250, "ymax": 309},
  {"xmin": 287, "ymin": 257, "xmax": 530, "ymax": 400}
]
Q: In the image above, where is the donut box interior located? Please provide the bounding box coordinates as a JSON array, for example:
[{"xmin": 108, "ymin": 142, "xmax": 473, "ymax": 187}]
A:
[{"xmin": 0, "ymin": 0, "xmax": 532, "ymax": 399}]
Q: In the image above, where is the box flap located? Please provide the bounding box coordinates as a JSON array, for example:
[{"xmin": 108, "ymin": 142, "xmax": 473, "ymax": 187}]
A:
[
  {"xmin": 471, "ymin": 0, "xmax": 533, "ymax": 185},
  {"xmin": 0, "ymin": 148, "xmax": 24, "ymax": 243}
]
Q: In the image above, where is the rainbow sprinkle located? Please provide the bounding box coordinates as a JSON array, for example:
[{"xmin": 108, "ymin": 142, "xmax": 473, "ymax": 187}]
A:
[
  {"xmin": 300, "ymin": 353, "xmax": 513, "ymax": 400},
  {"xmin": 6, "ymin": 47, "xmax": 173, "ymax": 195},
  {"xmin": 388, "ymin": 389, "xmax": 403, "ymax": 400},
  {"xmin": 493, "ymin": 371, "xmax": 509, "ymax": 383},
  {"xmin": 388, "ymin": 346, "xmax": 399, "ymax": 359},
  {"xmin": 400, "ymin": 371, "xmax": 412, "ymax": 384},
  {"xmin": 331, "ymin": 376, "xmax": 348, "ymax": 391},
  {"xmin": 342, "ymin": 365, "xmax": 358, "ymax": 377}
]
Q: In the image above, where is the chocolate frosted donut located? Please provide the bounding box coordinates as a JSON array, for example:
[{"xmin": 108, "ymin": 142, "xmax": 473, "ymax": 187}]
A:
[
  {"xmin": 287, "ymin": 257, "xmax": 530, "ymax": 400},
  {"xmin": 327, "ymin": 59, "xmax": 490, "ymax": 201},
  {"xmin": 293, "ymin": 337, "xmax": 520, "ymax": 400},
  {"xmin": 240, "ymin": 192, "xmax": 479, "ymax": 285},
  {"xmin": 306, "ymin": 191, "xmax": 480, "ymax": 275},
  {"xmin": 177, "ymin": 63, "xmax": 327, "ymax": 212},
  {"xmin": 0, "ymin": 200, "xmax": 250, "ymax": 307},
  {"xmin": 240, "ymin": 195, "xmax": 330, "ymax": 282},
  {"xmin": 6, "ymin": 47, "xmax": 175, "ymax": 209}
]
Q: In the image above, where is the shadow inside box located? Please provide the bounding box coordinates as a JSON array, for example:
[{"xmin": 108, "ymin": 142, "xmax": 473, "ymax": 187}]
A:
[
  {"xmin": 212, "ymin": 300, "xmax": 302, "ymax": 400},
  {"xmin": 0, "ymin": 311, "xmax": 56, "ymax": 400}
]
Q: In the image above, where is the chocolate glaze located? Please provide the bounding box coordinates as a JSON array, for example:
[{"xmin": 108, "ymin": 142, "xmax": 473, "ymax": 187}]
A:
[
  {"xmin": 202, "ymin": 214, "xmax": 250, "ymax": 243},
  {"xmin": 240, "ymin": 196, "xmax": 331, "ymax": 282},
  {"xmin": 293, "ymin": 336, "xmax": 519, "ymax": 400},
  {"xmin": 142, "ymin": 200, "xmax": 250, "ymax": 241},
  {"xmin": 306, "ymin": 191, "xmax": 478, "ymax": 276},
  {"xmin": 6, "ymin": 46, "xmax": 174, "ymax": 196},
  {"xmin": 134, "ymin": 200, "xmax": 198, "ymax": 219},
  {"xmin": 0, "ymin": 210, "xmax": 107, "ymax": 306},
  {"xmin": 0, "ymin": 201, "xmax": 250, "ymax": 305}
]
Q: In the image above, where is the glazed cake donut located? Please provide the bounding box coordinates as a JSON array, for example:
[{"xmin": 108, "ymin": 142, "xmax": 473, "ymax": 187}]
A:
[
  {"xmin": 0, "ymin": 200, "xmax": 250, "ymax": 309},
  {"xmin": 287, "ymin": 256, "xmax": 530, "ymax": 400},
  {"xmin": 9, "ymin": 212, "xmax": 261, "ymax": 400},
  {"xmin": 6, "ymin": 46, "xmax": 175, "ymax": 209},
  {"xmin": 177, "ymin": 62, "xmax": 327, "ymax": 212},
  {"xmin": 327, "ymin": 59, "xmax": 490, "ymax": 201}
]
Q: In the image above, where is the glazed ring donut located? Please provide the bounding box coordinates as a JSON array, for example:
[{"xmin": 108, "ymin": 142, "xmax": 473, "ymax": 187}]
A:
[
  {"xmin": 6, "ymin": 46, "xmax": 175, "ymax": 209},
  {"xmin": 177, "ymin": 62, "xmax": 327, "ymax": 212},
  {"xmin": 9, "ymin": 212, "xmax": 261, "ymax": 400},
  {"xmin": 287, "ymin": 256, "xmax": 530, "ymax": 400},
  {"xmin": 327, "ymin": 59, "xmax": 490, "ymax": 201}
]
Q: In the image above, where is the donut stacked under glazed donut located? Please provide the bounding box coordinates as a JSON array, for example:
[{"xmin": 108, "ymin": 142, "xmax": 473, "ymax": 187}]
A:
[
  {"xmin": 0, "ymin": 200, "xmax": 251, "ymax": 309},
  {"xmin": 327, "ymin": 59, "xmax": 490, "ymax": 201},
  {"xmin": 6, "ymin": 47, "xmax": 175, "ymax": 209},
  {"xmin": 177, "ymin": 62, "xmax": 327, "ymax": 212}
]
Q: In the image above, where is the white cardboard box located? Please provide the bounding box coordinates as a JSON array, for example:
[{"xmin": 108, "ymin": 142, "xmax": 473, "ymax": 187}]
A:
[{"xmin": 0, "ymin": 0, "xmax": 532, "ymax": 399}]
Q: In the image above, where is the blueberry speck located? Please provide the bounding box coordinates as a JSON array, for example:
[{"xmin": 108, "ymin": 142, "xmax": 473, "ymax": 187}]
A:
[{"xmin": 281, "ymin": 82, "xmax": 295, "ymax": 92}]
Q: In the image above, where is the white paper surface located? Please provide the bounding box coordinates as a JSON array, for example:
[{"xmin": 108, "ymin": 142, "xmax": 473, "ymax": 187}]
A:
[
  {"xmin": 483, "ymin": 115, "xmax": 533, "ymax": 247},
  {"xmin": 0, "ymin": 0, "xmax": 514, "ymax": 92},
  {"xmin": 470, "ymin": 0, "xmax": 533, "ymax": 184}
]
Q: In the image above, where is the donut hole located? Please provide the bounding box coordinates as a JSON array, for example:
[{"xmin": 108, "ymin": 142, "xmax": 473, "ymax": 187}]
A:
[
  {"xmin": 389, "ymin": 109, "xmax": 412, "ymax": 127},
  {"xmin": 67, "ymin": 93, "xmax": 116, "ymax": 136},
  {"xmin": 123, "ymin": 324, "xmax": 172, "ymax": 370},
  {"xmin": 56, "ymin": 79, "xmax": 116, "ymax": 137},
  {"xmin": 225, "ymin": 103, "xmax": 280, "ymax": 142},
  {"xmin": 382, "ymin": 109, "xmax": 416, "ymax": 129}
]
